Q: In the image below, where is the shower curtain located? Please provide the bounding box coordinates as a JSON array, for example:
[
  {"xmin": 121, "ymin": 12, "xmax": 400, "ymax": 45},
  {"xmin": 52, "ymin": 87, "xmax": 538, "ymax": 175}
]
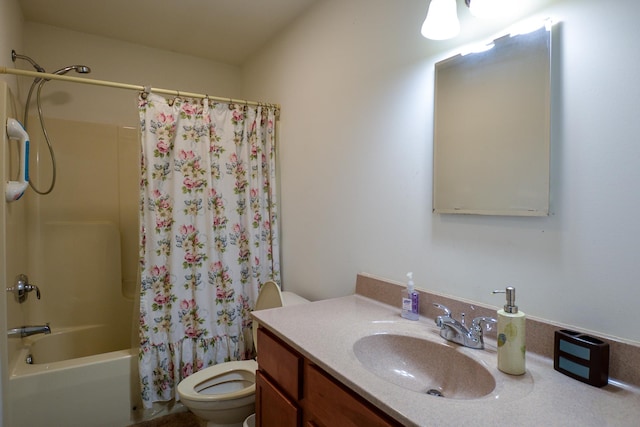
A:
[{"xmin": 137, "ymin": 93, "xmax": 280, "ymax": 407}]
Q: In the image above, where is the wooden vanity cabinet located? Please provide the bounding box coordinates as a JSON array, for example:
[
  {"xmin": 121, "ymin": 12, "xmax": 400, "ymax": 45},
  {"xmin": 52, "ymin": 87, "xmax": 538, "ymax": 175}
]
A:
[
  {"xmin": 256, "ymin": 327, "xmax": 402, "ymax": 427},
  {"xmin": 304, "ymin": 363, "xmax": 401, "ymax": 427},
  {"xmin": 256, "ymin": 371, "xmax": 300, "ymax": 427},
  {"xmin": 256, "ymin": 327, "xmax": 303, "ymax": 427}
]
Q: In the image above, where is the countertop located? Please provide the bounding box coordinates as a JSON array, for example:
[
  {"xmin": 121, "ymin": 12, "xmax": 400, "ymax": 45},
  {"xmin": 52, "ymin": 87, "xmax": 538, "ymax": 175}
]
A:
[{"xmin": 253, "ymin": 294, "xmax": 640, "ymax": 427}]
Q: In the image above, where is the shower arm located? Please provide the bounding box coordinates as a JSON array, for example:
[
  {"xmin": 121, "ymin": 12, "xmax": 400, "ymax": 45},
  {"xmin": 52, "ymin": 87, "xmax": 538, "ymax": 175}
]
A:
[{"xmin": 11, "ymin": 50, "xmax": 45, "ymax": 73}]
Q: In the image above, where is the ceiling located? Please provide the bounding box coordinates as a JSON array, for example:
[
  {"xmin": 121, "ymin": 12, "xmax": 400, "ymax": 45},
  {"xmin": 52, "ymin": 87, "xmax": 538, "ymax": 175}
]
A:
[{"xmin": 19, "ymin": 0, "xmax": 319, "ymax": 66}]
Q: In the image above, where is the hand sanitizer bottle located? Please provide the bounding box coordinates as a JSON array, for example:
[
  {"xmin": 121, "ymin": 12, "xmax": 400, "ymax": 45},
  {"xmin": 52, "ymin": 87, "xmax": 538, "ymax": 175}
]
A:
[{"xmin": 401, "ymin": 272, "xmax": 419, "ymax": 320}]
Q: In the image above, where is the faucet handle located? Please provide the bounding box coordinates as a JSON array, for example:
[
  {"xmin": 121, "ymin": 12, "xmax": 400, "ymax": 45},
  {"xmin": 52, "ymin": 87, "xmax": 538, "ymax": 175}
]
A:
[
  {"xmin": 26, "ymin": 283, "xmax": 40, "ymax": 299},
  {"xmin": 432, "ymin": 303, "xmax": 451, "ymax": 317},
  {"xmin": 433, "ymin": 303, "xmax": 452, "ymax": 328},
  {"xmin": 471, "ymin": 316, "xmax": 497, "ymax": 333},
  {"xmin": 8, "ymin": 274, "xmax": 41, "ymax": 303}
]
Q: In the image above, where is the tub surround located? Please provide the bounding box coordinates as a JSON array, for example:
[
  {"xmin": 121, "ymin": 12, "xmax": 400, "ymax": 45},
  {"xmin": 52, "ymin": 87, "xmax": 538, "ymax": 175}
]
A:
[{"xmin": 253, "ymin": 273, "xmax": 640, "ymax": 427}]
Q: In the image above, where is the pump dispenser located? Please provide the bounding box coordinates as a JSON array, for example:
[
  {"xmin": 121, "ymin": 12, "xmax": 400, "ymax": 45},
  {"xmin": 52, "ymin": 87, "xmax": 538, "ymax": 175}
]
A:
[
  {"xmin": 492, "ymin": 286, "xmax": 526, "ymax": 375},
  {"xmin": 401, "ymin": 272, "xmax": 419, "ymax": 320}
]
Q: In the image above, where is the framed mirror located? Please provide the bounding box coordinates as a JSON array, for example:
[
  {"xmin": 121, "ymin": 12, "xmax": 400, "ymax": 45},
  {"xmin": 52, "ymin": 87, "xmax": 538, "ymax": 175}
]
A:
[{"xmin": 432, "ymin": 24, "xmax": 552, "ymax": 216}]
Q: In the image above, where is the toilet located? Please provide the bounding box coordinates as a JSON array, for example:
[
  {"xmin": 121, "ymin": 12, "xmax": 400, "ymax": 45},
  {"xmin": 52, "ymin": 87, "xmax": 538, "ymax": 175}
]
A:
[{"xmin": 177, "ymin": 281, "xmax": 308, "ymax": 427}]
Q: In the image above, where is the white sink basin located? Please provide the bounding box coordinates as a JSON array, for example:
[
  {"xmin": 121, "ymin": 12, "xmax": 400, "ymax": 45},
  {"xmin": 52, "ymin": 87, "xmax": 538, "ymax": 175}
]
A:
[{"xmin": 353, "ymin": 333, "xmax": 496, "ymax": 399}]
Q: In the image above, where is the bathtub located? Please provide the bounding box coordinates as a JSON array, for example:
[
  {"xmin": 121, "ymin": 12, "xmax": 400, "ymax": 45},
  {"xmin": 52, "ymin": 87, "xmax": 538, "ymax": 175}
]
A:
[{"xmin": 9, "ymin": 325, "xmax": 142, "ymax": 427}]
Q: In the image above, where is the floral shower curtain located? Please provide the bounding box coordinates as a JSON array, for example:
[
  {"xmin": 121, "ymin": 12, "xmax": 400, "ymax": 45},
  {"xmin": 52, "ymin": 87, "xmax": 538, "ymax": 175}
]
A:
[{"xmin": 137, "ymin": 93, "xmax": 280, "ymax": 407}]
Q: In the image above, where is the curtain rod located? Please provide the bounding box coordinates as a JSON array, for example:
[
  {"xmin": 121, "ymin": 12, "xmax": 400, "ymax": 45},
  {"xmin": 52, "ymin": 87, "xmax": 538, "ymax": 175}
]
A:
[{"xmin": 0, "ymin": 67, "xmax": 280, "ymax": 109}]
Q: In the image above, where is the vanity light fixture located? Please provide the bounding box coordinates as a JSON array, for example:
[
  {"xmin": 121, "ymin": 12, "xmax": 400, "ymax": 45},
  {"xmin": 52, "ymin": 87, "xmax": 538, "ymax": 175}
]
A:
[
  {"xmin": 421, "ymin": 0, "xmax": 508, "ymax": 41},
  {"xmin": 421, "ymin": 0, "xmax": 460, "ymax": 40}
]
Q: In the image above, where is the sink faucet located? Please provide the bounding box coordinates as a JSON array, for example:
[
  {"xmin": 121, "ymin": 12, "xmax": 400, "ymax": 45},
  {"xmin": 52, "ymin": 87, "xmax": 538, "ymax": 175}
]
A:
[
  {"xmin": 7, "ymin": 323, "xmax": 51, "ymax": 338},
  {"xmin": 433, "ymin": 303, "xmax": 495, "ymax": 349}
]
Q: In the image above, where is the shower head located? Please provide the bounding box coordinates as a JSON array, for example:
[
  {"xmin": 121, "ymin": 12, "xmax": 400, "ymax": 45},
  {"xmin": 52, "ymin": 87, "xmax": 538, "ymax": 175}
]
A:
[
  {"xmin": 11, "ymin": 50, "xmax": 45, "ymax": 73},
  {"xmin": 12, "ymin": 49, "xmax": 95, "ymax": 197},
  {"xmin": 11, "ymin": 50, "xmax": 91, "ymax": 77},
  {"xmin": 52, "ymin": 65, "xmax": 92, "ymax": 76}
]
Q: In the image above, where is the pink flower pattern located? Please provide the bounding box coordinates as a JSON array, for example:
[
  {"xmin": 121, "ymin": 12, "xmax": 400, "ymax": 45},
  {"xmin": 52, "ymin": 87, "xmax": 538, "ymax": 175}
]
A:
[{"xmin": 138, "ymin": 95, "xmax": 280, "ymax": 407}]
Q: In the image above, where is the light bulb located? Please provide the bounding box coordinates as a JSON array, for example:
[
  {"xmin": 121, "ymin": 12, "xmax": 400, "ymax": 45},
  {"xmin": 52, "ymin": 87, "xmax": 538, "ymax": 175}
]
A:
[{"xmin": 421, "ymin": 0, "xmax": 460, "ymax": 40}]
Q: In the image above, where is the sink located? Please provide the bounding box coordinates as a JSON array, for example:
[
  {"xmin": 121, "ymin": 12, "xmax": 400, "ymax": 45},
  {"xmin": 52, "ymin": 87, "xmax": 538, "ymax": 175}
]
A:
[{"xmin": 353, "ymin": 334, "xmax": 496, "ymax": 399}]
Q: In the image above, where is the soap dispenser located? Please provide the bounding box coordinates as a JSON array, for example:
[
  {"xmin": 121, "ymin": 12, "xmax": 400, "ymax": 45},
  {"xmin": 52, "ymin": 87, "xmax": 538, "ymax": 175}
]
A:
[
  {"xmin": 492, "ymin": 286, "xmax": 526, "ymax": 375},
  {"xmin": 401, "ymin": 272, "xmax": 419, "ymax": 320}
]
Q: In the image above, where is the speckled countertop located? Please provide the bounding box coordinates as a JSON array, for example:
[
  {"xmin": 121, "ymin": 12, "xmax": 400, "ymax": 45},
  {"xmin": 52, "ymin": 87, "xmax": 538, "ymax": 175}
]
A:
[{"xmin": 253, "ymin": 293, "xmax": 640, "ymax": 427}]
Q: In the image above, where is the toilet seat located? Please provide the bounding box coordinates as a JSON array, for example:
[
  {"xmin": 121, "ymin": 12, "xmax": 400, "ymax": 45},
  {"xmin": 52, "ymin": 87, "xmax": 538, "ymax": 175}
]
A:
[
  {"xmin": 177, "ymin": 281, "xmax": 309, "ymax": 416},
  {"xmin": 177, "ymin": 360, "xmax": 259, "ymax": 402}
]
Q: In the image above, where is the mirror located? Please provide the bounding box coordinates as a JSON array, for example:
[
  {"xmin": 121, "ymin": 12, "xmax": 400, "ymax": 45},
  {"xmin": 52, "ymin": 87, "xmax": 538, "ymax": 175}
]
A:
[{"xmin": 432, "ymin": 25, "xmax": 552, "ymax": 216}]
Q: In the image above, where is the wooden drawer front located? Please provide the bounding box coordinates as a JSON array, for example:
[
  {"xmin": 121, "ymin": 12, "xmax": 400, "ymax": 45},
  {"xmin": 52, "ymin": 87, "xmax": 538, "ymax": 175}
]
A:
[
  {"xmin": 305, "ymin": 364, "xmax": 401, "ymax": 427},
  {"xmin": 257, "ymin": 327, "xmax": 303, "ymax": 400},
  {"xmin": 256, "ymin": 370, "xmax": 300, "ymax": 427}
]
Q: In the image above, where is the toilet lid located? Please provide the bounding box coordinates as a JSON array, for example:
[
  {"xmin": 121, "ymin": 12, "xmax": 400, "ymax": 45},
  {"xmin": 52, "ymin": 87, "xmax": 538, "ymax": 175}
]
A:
[
  {"xmin": 252, "ymin": 281, "xmax": 284, "ymax": 353},
  {"xmin": 255, "ymin": 281, "xmax": 284, "ymax": 311}
]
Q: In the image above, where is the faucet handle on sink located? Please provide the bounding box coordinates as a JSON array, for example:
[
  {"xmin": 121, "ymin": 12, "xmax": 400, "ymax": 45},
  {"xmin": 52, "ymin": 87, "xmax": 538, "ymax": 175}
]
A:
[
  {"xmin": 432, "ymin": 303, "xmax": 451, "ymax": 317},
  {"xmin": 471, "ymin": 316, "xmax": 497, "ymax": 333},
  {"xmin": 433, "ymin": 303, "xmax": 455, "ymax": 328}
]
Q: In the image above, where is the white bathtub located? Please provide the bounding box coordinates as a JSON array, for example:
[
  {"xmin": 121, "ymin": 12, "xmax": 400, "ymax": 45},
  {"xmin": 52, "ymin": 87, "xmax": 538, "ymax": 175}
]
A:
[{"xmin": 9, "ymin": 325, "xmax": 142, "ymax": 427}]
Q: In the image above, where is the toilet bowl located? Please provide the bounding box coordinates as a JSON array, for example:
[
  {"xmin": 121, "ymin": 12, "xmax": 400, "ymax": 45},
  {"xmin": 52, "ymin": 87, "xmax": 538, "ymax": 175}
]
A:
[
  {"xmin": 177, "ymin": 360, "xmax": 258, "ymax": 427},
  {"xmin": 177, "ymin": 281, "xmax": 308, "ymax": 427}
]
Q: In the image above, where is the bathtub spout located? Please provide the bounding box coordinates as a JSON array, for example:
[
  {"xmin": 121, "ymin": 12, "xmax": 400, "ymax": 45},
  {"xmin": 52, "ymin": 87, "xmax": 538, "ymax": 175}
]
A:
[{"xmin": 8, "ymin": 323, "xmax": 51, "ymax": 338}]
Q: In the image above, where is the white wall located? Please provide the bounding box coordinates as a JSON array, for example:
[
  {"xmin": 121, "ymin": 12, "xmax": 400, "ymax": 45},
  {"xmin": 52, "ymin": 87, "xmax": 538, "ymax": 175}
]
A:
[
  {"xmin": 20, "ymin": 22, "xmax": 243, "ymax": 127},
  {"xmin": 243, "ymin": 0, "xmax": 640, "ymax": 343}
]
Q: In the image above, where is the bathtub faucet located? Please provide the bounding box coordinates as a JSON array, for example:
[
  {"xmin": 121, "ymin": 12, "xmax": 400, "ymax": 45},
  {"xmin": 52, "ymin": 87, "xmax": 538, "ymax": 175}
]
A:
[{"xmin": 7, "ymin": 323, "xmax": 51, "ymax": 338}]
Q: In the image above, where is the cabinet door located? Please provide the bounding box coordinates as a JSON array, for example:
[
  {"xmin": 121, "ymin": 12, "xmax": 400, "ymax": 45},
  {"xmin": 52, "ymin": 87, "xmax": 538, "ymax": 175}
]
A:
[
  {"xmin": 305, "ymin": 363, "xmax": 401, "ymax": 427},
  {"xmin": 257, "ymin": 327, "xmax": 303, "ymax": 400},
  {"xmin": 256, "ymin": 370, "xmax": 300, "ymax": 427}
]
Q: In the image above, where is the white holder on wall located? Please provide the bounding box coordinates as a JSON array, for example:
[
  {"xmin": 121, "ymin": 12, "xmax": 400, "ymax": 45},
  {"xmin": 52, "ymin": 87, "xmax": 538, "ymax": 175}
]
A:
[{"xmin": 5, "ymin": 118, "xmax": 30, "ymax": 202}]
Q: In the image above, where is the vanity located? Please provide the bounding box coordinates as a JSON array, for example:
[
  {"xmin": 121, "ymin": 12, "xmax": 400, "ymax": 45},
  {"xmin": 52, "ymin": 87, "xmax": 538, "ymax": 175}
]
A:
[
  {"xmin": 253, "ymin": 274, "xmax": 640, "ymax": 426},
  {"xmin": 256, "ymin": 327, "xmax": 402, "ymax": 426}
]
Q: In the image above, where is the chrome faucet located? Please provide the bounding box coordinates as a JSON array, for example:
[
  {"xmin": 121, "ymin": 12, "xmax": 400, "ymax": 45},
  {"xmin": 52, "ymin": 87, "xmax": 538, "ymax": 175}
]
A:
[
  {"xmin": 7, "ymin": 323, "xmax": 51, "ymax": 338},
  {"xmin": 433, "ymin": 303, "xmax": 496, "ymax": 349},
  {"xmin": 6, "ymin": 274, "xmax": 41, "ymax": 303}
]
